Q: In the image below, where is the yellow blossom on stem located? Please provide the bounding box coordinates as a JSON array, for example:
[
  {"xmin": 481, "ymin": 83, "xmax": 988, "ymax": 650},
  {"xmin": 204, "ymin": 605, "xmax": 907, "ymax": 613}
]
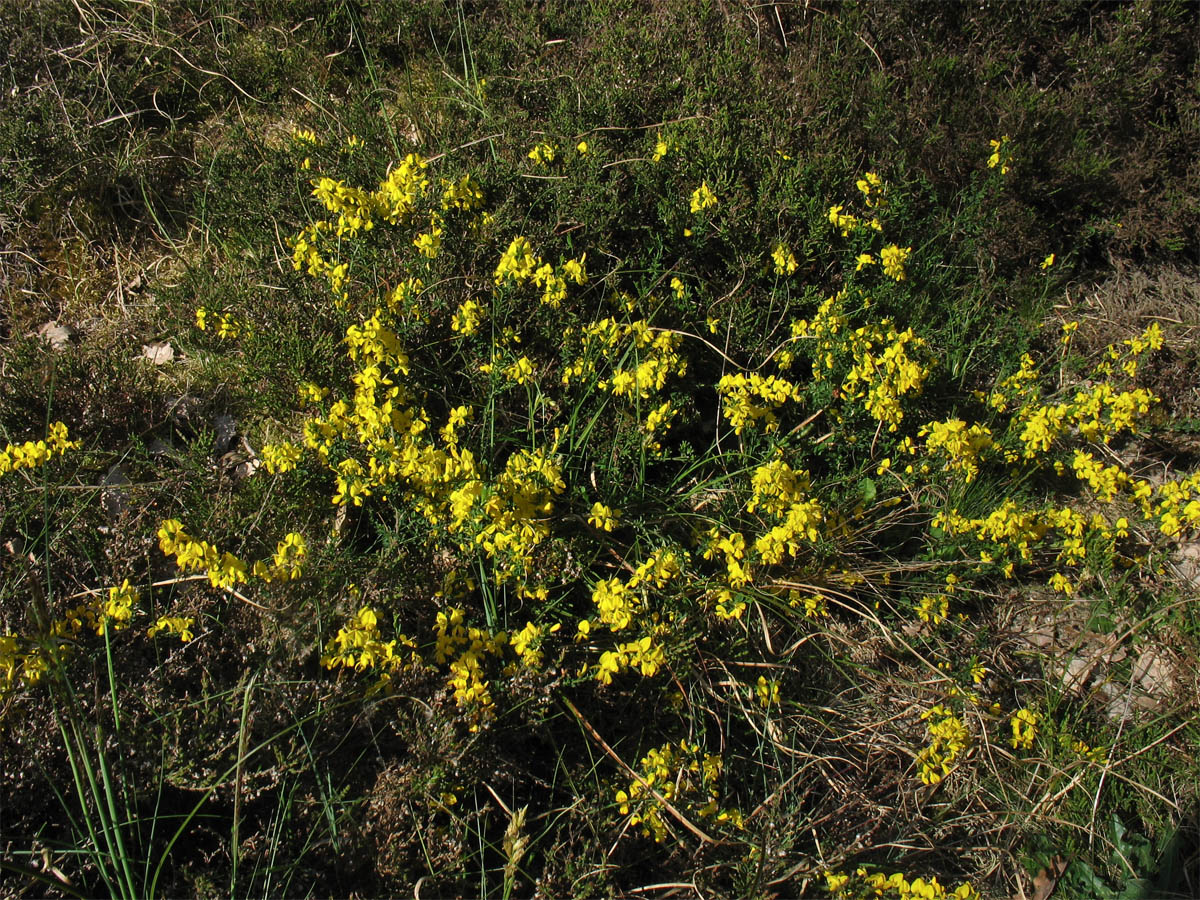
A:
[
  {"xmin": 1010, "ymin": 708, "xmax": 1040, "ymax": 750},
  {"xmin": 880, "ymin": 244, "xmax": 911, "ymax": 281},
  {"xmin": 588, "ymin": 502, "xmax": 619, "ymax": 532},
  {"xmin": 690, "ymin": 182, "xmax": 718, "ymax": 213},
  {"xmin": 771, "ymin": 243, "xmax": 798, "ymax": 276}
]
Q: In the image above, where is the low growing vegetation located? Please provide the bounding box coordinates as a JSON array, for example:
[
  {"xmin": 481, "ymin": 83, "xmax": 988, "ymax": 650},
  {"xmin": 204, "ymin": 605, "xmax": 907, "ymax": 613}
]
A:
[{"xmin": 2, "ymin": 1, "xmax": 1197, "ymax": 897}]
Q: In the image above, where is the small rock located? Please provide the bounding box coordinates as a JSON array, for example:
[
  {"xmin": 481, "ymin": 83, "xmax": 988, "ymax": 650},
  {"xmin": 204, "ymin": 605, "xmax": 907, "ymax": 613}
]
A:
[
  {"xmin": 166, "ymin": 395, "xmax": 202, "ymax": 431},
  {"xmin": 212, "ymin": 414, "xmax": 237, "ymax": 455},
  {"xmin": 221, "ymin": 437, "xmax": 260, "ymax": 480},
  {"xmin": 142, "ymin": 341, "xmax": 175, "ymax": 365},
  {"xmin": 101, "ymin": 464, "xmax": 130, "ymax": 522},
  {"xmin": 1022, "ymin": 623, "xmax": 1058, "ymax": 650},
  {"xmin": 1132, "ymin": 648, "xmax": 1175, "ymax": 697},
  {"xmin": 1063, "ymin": 654, "xmax": 1097, "ymax": 695},
  {"xmin": 37, "ymin": 321, "xmax": 75, "ymax": 351}
]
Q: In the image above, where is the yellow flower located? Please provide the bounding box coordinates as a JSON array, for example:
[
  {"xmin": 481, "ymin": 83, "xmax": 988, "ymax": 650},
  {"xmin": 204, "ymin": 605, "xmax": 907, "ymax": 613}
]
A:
[
  {"xmin": 880, "ymin": 244, "xmax": 911, "ymax": 281},
  {"xmin": 651, "ymin": 133, "xmax": 671, "ymax": 162},
  {"xmin": 987, "ymin": 135, "xmax": 1012, "ymax": 174},
  {"xmin": 451, "ymin": 299, "xmax": 484, "ymax": 336},
  {"xmin": 588, "ymin": 502, "xmax": 619, "ymax": 532},
  {"xmin": 690, "ymin": 182, "xmax": 718, "ymax": 213},
  {"xmin": 771, "ymin": 243, "xmax": 798, "ymax": 276},
  {"xmin": 527, "ymin": 141, "xmax": 556, "ymax": 165},
  {"xmin": 1048, "ymin": 572, "xmax": 1073, "ymax": 594},
  {"xmin": 856, "ymin": 171, "xmax": 884, "ymax": 207},
  {"xmin": 148, "ymin": 616, "xmax": 195, "ymax": 642},
  {"xmin": 558, "ymin": 256, "xmax": 585, "ymax": 287},
  {"xmin": 827, "ymin": 204, "xmax": 858, "ymax": 236},
  {"xmin": 1010, "ymin": 708, "xmax": 1039, "ymax": 749},
  {"xmin": 100, "ymin": 580, "xmax": 139, "ymax": 635},
  {"xmin": 576, "ymin": 140, "xmax": 589, "ymax": 155},
  {"xmin": 1041, "ymin": 253, "xmax": 1055, "ymax": 269},
  {"xmin": 755, "ymin": 676, "xmax": 780, "ymax": 708},
  {"xmin": 504, "ymin": 355, "xmax": 535, "ymax": 385}
]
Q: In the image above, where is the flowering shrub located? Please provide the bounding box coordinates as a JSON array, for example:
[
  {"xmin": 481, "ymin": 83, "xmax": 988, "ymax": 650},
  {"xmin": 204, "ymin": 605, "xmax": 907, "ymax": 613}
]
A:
[{"xmin": 4, "ymin": 88, "xmax": 1196, "ymax": 900}]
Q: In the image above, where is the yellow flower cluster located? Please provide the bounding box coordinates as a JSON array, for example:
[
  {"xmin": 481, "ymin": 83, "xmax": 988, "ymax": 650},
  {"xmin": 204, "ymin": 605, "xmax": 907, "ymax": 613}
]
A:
[
  {"xmin": 321, "ymin": 606, "xmax": 417, "ymax": 675},
  {"xmin": 507, "ymin": 620, "xmax": 559, "ymax": 670},
  {"xmin": 52, "ymin": 580, "xmax": 141, "ymax": 641},
  {"xmin": 917, "ymin": 418, "xmax": 995, "ymax": 482},
  {"xmin": 1142, "ymin": 469, "xmax": 1200, "ymax": 537},
  {"xmin": 289, "ymin": 153, "xmax": 439, "ymax": 302},
  {"xmin": 1, "ymin": 577, "xmax": 162, "ymax": 695},
  {"xmin": 412, "ymin": 213, "xmax": 444, "ymax": 259},
  {"xmin": 716, "ymin": 372, "xmax": 801, "ymax": 434},
  {"xmin": 376, "ymin": 153, "xmax": 432, "ymax": 223},
  {"xmin": 651, "ymin": 132, "xmax": 677, "ymax": 162},
  {"xmin": 0, "ymin": 633, "xmax": 44, "ymax": 694},
  {"xmin": 827, "ymin": 172, "xmax": 886, "ymax": 237},
  {"xmin": 701, "ymin": 528, "xmax": 750, "ymax": 590},
  {"xmin": 1015, "ymin": 383, "xmax": 1156, "ymax": 459},
  {"xmin": 792, "ymin": 291, "xmax": 929, "ymax": 430},
  {"xmin": 493, "ymin": 236, "xmax": 587, "ymax": 308},
  {"xmin": 261, "ymin": 440, "xmax": 302, "ymax": 474},
  {"xmin": 588, "ymin": 501, "xmax": 619, "ymax": 532},
  {"xmin": 771, "ymin": 242, "xmax": 798, "ymax": 276},
  {"xmin": 464, "ymin": 446, "xmax": 565, "ymax": 588},
  {"xmin": 596, "ymin": 635, "xmax": 666, "ymax": 684},
  {"xmin": 157, "ymin": 520, "xmax": 307, "ymax": 587},
  {"xmin": 755, "ymin": 675, "xmax": 780, "ymax": 708},
  {"xmin": 527, "ymin": 141, "xmax": 556, "ymax": 165},
  {"xmin": 746, "ymin": 456, "xmax": 826, "ymax": 564},
  {"xmin": 98, "ymin": 579, "xmax": 138, "ymax": 634},
  {"xmin": 856, "ymin": 171, "xmax": 885, "ymax": 207},
  {"xmin": 564, "ymin": 318, "xmax": 686, "ymax": 402},
  {"xmin": 917, "ymin": 703, "xmax": 969, "ymax": 785},
  {"xmin": 582, "ymin": 548, "xmax": 680, "ymax": 682},
  {"xmin": 826, "ymin": 868, "xmax": 979, "ymax": 900},
  {"xmin": 983, "ymin": 352, "xmax": 1040, "ymax": 412},
  {"xmin": 590, "ymin": 577, "xmax": 635, "ymax": 630},
  {"xmin": 1072, "ymin": 450, "xmax": 1129, "ymax": 502},
  {"xmin": 0, "ymin": 422, "xmax": 78, "ymax": 476},
  {"xmin": 451, "ymin": 298, "xmax": 484, "ymax": 336},
  {"xmin": 916, "ymin": 593, "xmax": 949, "ymax": 625},
  {"xmin": 841, "ymin": 324, "xmax": 927, "ymax": 431},
  {"xmin": 880, "ymin": 243, "xmax": 912, "ymax": 281},
  {"xmin": 641, "ymin": 399, "xmax": 677, "ymax": 453},
  {"xmin": 440, "ymin": 173, "xmax": 484, "ymax": 211},
  {"xmin": 1099, "ymin": 322, "xmax": 1164, "ymax": 377},
  {"xmin": 987, "ymin": 135, "xmax": 1012, "ymax": 175},
  {"xmin": 689, "ymin": 182, "xmax": 718, "ymax": 213},
  {"xmin": 147, "ymin": 616, "xmax": 194, "ymax": 642},
  {"xmin": 434, "ymin": 606, "xmax": 504, "ymax": 714},
  {"xmin": 1010, "ymin": 708, "xmax": 1040, "ymax": 750},
  {"xmin": 494, "ymin": 236, "xmax": 539, "ymax": 284},
  {"xmin": 613, "ymin": 740, "xmax": 737, "ymax": 842},
  {"xmin": 934, "ymin": 501, "xmax": 1097, "ymax": 570},
  {"xmin": 431, "ymin": 607, "xmax": 559, "ymax": 725},
  {"xmin": 195, "ymin": 306, "xmax": 247, "ymax": 338}
]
